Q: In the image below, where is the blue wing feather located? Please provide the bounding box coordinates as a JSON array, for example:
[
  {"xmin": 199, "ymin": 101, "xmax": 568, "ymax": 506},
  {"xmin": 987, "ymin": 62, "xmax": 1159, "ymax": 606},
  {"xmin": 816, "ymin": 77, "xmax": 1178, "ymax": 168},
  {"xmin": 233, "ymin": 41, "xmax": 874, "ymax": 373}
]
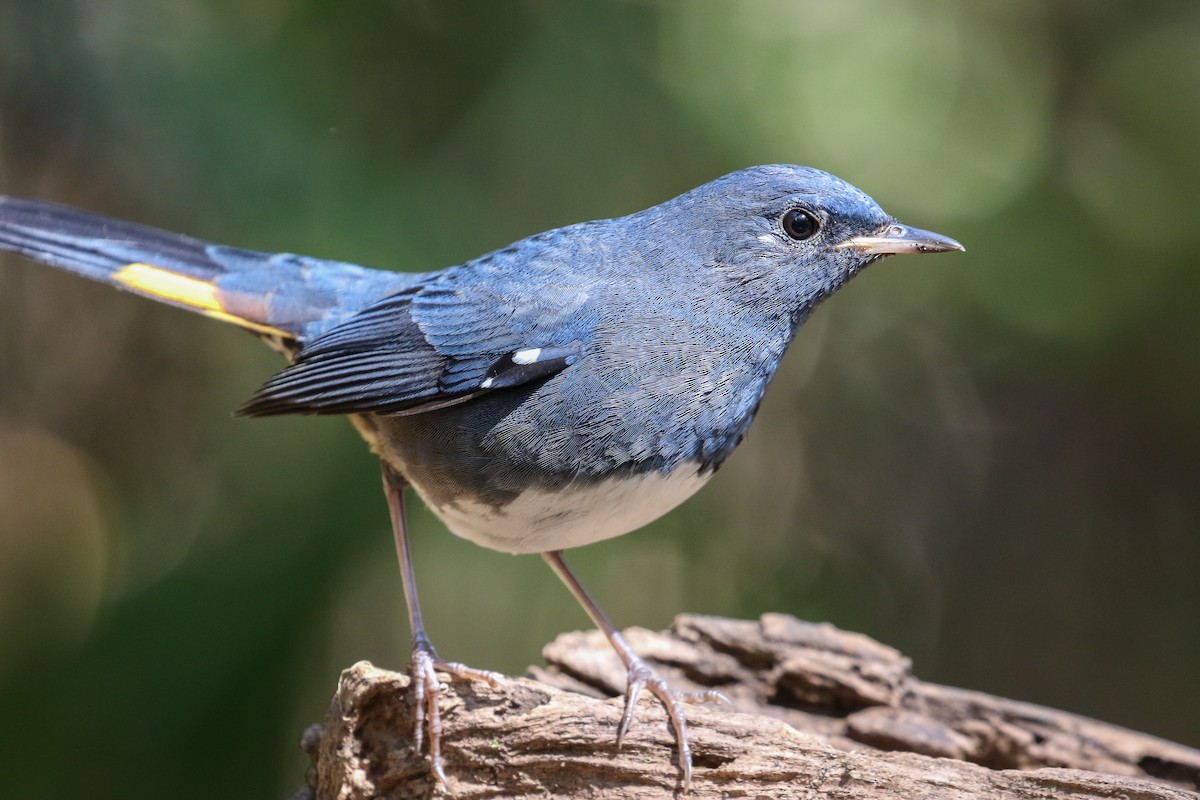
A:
[{"xmin": 238, "ymin": 231, "xmax": 599, "ymax": 417}]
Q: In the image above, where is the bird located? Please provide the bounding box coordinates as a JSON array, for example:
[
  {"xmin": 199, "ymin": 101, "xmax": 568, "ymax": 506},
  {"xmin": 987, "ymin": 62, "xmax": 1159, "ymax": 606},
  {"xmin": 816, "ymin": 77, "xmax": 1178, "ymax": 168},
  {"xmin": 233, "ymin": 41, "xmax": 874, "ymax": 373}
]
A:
[{"xmin": 0, "ymin": 165, "xmax": 963, "ymax": 791}]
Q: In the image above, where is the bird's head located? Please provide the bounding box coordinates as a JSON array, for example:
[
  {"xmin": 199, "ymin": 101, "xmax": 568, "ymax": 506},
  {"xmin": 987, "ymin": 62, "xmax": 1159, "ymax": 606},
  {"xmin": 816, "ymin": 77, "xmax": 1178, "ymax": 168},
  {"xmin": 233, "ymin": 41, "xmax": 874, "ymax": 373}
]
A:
[{"xmin": 652, "ymin": 164, "xmax": 963, "ymax": 323}]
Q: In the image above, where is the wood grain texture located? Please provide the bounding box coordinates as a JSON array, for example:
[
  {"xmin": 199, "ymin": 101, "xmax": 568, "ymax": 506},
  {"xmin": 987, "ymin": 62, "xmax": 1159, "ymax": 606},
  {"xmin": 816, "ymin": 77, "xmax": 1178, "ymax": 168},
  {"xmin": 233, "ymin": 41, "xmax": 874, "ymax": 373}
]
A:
[{"xmin": 295, "ymin": 614, "xmax": 1200, "ymax": 799}]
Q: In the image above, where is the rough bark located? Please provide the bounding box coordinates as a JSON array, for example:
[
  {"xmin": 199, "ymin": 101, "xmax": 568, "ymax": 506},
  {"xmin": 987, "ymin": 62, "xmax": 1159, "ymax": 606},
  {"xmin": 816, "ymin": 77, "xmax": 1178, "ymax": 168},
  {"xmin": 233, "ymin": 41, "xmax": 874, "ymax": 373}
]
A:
[{"xmin": 295, "ymin": 613, "xmax": 1200, "ymax": 799}]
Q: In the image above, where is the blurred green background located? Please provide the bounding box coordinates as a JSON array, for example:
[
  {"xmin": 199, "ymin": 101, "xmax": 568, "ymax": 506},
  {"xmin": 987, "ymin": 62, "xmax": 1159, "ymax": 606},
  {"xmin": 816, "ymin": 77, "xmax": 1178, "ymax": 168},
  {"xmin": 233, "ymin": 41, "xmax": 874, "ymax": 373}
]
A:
[{"xmin": 1, "ymin": 1, "xmax": 1197, "ymax": 797}]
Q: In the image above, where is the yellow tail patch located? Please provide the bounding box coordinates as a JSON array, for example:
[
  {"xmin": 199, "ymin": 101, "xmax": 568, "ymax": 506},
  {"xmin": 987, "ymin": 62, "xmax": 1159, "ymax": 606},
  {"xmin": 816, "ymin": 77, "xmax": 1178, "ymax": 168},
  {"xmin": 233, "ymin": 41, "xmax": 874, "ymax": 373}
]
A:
[{"xmin": 113, "ymin": 263, "xmax": 290, "ymax": 337}]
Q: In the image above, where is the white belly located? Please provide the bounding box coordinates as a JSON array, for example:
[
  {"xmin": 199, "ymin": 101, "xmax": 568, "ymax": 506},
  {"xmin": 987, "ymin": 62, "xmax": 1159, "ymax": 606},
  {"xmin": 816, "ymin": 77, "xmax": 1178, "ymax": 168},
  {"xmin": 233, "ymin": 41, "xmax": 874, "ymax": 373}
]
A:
[{"xmin": 416, "ymin": 465, "xmax": 710, "ymax": 554}]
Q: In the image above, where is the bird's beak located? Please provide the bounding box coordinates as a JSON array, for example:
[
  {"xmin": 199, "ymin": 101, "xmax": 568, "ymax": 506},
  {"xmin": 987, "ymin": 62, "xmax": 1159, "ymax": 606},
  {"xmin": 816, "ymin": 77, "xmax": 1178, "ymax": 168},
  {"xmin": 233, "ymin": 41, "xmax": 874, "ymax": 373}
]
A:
[{"xmin": 835, "ymin": 223, "xmax": 964, "ymax": 255}]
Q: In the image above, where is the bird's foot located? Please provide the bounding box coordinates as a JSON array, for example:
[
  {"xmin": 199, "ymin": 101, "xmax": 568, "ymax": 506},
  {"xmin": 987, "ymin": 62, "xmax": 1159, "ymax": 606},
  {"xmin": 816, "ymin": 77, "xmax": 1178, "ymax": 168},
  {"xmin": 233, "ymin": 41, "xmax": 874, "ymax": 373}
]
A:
[
  {"xmin": 616, "ymin": 652, "xmax": 731, "ymax": 793},
  {"xmin": 409, "ymin": 638, "xmax": 503, "ymax": 788}
]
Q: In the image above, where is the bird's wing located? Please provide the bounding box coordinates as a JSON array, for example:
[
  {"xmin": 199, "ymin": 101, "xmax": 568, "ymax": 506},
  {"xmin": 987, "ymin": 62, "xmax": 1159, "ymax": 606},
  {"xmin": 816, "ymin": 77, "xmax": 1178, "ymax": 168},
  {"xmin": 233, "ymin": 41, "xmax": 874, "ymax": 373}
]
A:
[
  {"xmin": 236, "ymin": 242, "xmax": 594, "ymax": 417},
  {"xmin": 0, "ymin": 196, "xmax": 418, "ymax": 342}
]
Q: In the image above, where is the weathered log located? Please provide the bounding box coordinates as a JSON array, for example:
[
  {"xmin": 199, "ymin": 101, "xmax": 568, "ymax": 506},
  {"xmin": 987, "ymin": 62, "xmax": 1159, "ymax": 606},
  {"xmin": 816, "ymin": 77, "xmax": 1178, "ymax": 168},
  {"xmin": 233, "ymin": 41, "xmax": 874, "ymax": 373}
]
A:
[{"xmin": 295, "ymin": 613, "xmax": 1200, "ymax": 799}]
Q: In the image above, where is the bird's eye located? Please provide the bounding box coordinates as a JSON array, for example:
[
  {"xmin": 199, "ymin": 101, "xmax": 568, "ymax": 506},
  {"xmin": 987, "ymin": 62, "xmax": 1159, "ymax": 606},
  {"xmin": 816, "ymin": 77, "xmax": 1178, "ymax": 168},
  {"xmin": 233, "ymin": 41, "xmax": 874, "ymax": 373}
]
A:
[{"xmin": 782, "ymin": 208, "xmax": 820, "ymax": 241}]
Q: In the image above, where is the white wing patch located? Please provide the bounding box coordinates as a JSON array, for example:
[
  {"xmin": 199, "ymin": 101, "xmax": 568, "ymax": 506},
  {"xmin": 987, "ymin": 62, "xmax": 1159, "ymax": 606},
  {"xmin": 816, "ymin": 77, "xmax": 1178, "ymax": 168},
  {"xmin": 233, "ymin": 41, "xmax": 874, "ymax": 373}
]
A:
[
  {"xmin": 477, "ymin": 342, "xmax": 581, "ymax": 392},
  {"xmin": 511, "ymin": 347, "xmax": 543, "ymax": 365}
]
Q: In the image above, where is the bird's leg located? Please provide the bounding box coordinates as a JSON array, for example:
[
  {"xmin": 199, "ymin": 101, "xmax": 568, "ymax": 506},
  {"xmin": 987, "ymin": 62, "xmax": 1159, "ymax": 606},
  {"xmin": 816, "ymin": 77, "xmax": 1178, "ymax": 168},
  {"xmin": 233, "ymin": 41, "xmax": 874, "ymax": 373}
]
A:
[
  {"xmin": 382, "ymin": 464, "xmax": 501, "ymax": 787},
  {"xmin": 542, "ymin": 550, "xmax": 728, "ymax": 793}
]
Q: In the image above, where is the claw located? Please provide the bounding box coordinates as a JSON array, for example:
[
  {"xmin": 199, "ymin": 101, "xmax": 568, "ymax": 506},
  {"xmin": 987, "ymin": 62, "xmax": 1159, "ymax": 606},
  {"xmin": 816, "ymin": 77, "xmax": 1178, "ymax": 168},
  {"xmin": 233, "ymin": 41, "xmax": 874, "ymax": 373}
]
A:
[
  {"xmin": 540, "ymin": 551, "xmax": 730, "ymax": 792},
  {"xmin": 614, "ymin": 655, "xmax": 726, "ymax": 793},
  {"xmin": 680, "ymin": 687, "xmax": 733, "ymax": 710},
  {"xmin": 616, "ymin": 667, "xmax": 645, "ymax": 746},
  {"xmin": 409, "ymin": 639, "xmax": 504, "ymax": 789}
]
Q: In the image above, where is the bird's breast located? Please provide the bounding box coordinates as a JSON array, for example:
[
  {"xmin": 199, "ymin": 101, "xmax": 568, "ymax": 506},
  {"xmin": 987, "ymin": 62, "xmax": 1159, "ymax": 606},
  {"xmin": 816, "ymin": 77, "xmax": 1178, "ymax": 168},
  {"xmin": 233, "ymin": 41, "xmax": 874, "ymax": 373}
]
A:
[{"xmin": 414, "ymin": 465, "xmax": 710, "ymax": 554}]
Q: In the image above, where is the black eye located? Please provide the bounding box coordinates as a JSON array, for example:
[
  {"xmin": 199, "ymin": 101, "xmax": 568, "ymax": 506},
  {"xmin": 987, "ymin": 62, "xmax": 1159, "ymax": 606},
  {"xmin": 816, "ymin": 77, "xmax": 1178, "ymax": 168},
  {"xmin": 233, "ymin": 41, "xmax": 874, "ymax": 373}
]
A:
[{"xmin": 782, "ymin": 208, "xmax": 819, "ymax": 241}]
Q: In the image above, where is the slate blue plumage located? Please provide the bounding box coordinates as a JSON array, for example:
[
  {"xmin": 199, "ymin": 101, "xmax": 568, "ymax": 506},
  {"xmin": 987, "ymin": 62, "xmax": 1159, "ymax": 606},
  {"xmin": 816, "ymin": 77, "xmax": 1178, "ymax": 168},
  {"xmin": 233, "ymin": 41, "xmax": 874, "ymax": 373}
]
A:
[{"xmin": 0, "ymin": 164, "xmax": 963, "ymax": 790}]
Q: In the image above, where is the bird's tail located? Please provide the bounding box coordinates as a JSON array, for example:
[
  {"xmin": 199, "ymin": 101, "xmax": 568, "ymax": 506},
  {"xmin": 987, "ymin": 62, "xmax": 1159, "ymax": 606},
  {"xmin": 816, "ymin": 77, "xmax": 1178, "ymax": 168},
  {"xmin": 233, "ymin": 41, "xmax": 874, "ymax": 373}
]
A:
[{"xmin": 0, "ymin": 196, "xmax": 418, "ymax": 344}]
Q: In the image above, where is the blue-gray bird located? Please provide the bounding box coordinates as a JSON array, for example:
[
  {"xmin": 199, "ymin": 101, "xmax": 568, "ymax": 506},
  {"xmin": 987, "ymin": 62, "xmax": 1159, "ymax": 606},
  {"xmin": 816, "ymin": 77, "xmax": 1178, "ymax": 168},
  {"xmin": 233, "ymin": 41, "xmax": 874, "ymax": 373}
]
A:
[{"xmin": 0, "ymin": 165, "xmax": 962, "ymax": 790}]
